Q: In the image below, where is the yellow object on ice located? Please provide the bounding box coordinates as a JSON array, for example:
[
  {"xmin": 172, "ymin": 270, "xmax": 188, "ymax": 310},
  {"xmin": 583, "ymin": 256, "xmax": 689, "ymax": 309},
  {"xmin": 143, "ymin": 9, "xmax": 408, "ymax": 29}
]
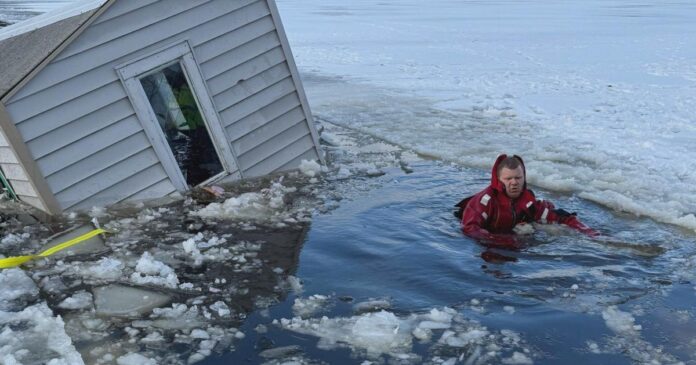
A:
[{"xmin": 0, "ymin": 228, "xmax": 107, "ymax": 269}]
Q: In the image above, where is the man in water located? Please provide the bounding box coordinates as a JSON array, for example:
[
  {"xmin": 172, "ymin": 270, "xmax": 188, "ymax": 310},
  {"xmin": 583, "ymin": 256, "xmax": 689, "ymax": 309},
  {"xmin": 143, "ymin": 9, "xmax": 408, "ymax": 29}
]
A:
[{"xmin": 456, "ymin": 154, "xmax": 598, "ymax": 249}]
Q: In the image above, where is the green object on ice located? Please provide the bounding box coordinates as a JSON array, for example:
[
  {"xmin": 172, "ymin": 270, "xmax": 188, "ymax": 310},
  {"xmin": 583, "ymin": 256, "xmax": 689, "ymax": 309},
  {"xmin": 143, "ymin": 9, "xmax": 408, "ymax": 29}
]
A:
[{"xmin": 0, "ymin": 167, "xmax": 17, "ymax": 201}]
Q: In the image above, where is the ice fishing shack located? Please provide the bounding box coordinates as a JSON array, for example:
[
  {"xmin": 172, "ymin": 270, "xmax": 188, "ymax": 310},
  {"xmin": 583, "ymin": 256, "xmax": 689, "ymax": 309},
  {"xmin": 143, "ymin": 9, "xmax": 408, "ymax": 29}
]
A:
[{"xmin": 0, "ymin": 0, "xmax": 322, "ymax": 216}]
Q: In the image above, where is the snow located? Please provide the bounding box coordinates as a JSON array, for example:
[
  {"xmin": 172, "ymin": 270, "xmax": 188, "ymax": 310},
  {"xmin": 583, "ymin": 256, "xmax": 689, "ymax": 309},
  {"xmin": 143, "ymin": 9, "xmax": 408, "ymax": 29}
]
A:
[
  {"xmin": 0, "ymin": 0, "xmax": 105, "ymax": 39},
  {"xmin": 278, "ymin": 0, "xmax": 696, "ymax": 232}
]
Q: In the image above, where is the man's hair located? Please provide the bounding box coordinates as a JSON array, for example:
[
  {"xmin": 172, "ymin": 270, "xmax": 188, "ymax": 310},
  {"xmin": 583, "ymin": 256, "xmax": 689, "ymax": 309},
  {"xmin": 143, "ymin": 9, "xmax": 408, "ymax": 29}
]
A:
[{"xmin": 497, "ymin": 156, "xmax": 522, "ymax": 176}]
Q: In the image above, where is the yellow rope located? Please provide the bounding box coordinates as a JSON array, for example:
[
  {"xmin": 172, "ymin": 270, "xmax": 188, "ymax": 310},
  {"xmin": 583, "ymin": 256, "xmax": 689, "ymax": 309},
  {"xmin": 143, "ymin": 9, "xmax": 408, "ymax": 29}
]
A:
[{"xmin": 0, "ymin": 228, "xmax": 107, "ymax": 269}]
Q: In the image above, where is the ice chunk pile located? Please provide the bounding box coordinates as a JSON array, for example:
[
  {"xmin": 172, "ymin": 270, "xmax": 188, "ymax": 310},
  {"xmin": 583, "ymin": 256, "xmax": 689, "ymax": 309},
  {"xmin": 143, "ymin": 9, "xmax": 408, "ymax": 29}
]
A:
[
  {"xmin": 0, "ymin": 269, "xmax": 82, "ymax": 364},
  {"xmin": 276, "ymin": 306, "xmax": 533, "ymax": 362},
  {"xmin": 181, "ymin": 232, "xmax": 237, "ymax": 267},
  {"xmin": 0, "ymin": 303, "xmax": 83, "ymax": 365},
  {"xmin": 192, "ymin": 180, "xmax": 297, "ymax": 221}
]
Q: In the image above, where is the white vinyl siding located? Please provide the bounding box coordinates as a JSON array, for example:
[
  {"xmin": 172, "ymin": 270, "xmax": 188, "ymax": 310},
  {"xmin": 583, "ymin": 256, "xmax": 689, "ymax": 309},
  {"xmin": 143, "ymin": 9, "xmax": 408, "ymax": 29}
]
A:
[
  {"xmin": 0, "ymin": 129, "xmax": 46, "ymax": 211},
  {"xmin": 3, "ymin": 0, "xmax": 319, "ymax": 212}
]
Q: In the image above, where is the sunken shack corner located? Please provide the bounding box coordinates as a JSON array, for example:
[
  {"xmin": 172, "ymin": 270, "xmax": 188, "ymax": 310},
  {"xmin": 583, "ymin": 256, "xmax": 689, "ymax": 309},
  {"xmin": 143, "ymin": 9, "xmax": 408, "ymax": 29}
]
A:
[{"xmin": 0, "ymin": 0, "xmax": 324, "ymax": 218}]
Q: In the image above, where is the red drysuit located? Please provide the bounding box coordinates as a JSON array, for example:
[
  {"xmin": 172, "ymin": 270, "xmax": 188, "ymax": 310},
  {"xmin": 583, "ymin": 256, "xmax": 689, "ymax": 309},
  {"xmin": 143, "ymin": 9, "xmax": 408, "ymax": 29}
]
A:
[{"xmin": 457, "ymin": 155, "xmax": 597, "ymax": 248}]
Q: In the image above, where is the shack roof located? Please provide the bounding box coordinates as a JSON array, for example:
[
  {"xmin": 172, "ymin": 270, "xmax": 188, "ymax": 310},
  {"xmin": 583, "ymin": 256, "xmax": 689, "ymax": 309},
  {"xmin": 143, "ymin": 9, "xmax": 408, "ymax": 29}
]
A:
[{"xmin": 0, "ymin": 0, "xmax": 108, "ymax": 99}]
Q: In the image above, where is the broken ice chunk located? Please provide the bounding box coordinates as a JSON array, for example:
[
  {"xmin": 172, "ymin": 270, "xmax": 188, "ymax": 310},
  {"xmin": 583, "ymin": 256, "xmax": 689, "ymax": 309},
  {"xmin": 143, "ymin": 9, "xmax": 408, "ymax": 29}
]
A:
[{"xmin": 93, "ymin": 285, "xmax": 171, "ymax": 317}]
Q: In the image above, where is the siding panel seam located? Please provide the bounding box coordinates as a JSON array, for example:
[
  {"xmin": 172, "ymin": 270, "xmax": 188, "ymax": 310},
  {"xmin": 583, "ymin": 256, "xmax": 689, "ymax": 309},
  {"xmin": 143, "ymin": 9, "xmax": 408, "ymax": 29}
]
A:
[{"xmin": 42, "ymin": 126, "xmax": 142, "ymax": 178}]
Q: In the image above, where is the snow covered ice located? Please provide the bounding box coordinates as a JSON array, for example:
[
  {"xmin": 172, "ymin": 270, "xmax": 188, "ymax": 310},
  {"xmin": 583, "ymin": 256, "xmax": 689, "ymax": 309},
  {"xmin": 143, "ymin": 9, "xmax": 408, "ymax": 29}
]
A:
[
  {"xmin": 278, "ymin": 0, "xmax": 696, "ymax": 233},
  {"xmin": 2, "ymin": 0, "xmax": 696, "ymax": 364}
]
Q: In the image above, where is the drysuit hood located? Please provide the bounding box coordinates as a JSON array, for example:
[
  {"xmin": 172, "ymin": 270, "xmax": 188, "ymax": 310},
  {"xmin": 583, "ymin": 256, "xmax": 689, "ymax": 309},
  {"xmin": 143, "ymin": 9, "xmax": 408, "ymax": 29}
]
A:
[{"xmin": 491, "ymin": 154, "xmax": 527, "ymax": 194}]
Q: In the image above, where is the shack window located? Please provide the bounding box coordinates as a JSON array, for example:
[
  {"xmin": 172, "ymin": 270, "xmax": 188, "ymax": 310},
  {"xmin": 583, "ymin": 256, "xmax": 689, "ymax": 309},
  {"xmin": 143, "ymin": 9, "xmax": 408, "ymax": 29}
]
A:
[{"xmin": 139, "ymin": 63, "xmax": 223, "ymax": 186}]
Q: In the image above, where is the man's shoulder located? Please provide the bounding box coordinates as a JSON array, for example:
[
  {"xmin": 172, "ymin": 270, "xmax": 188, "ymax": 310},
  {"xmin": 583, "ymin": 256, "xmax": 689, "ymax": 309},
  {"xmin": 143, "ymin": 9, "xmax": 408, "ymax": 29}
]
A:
[{"xmin": 468, "ymin": 186, "xmax": 497, "ymax": 208}]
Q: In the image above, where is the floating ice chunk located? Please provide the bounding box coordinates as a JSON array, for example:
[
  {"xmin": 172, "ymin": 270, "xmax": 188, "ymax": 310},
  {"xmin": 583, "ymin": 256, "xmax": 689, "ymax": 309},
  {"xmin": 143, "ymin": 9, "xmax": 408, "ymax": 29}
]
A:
[
  {"xmin": 192, "ymin": 181, "xmax": 296, "ymax": 221},
  {"xmin": 502, "ymin": 351, "xmax": 533, "ymax": 364},
  {"xmin": 83, "ymin": 257, "xmax": 124, "ymax": 281},
  {"xmin": 293, "ymin": 295, "xmax": 330, "ymax": 318},
  {"xmin": 0, "ymin": 303, "xmax": 84, "ymax": 365},
  {"xmin": 280, "ymin": 310, "xmax": 413, "ymax": 357},
  {"xmin": 353, "ymin": 299, "xmax": 391, "ymax": 314},
  {"xmin": 426, "ymin": 308, "xmax": 454, "ymax": 323},
  {"xmin": 286, "ymin": 275, "xmax": 303, "ymax": 293},
  {"xmin": 210, "ymin": 301, "xmax": 231, "ymax": 317},
  {"xmin": 258, "ymin": 345, "xmax": 302, "ymax": 359},
  {"xmin": 412, "ymin": 327, "xmax": 432, "ymax": 341},
  {"xmin": 130, "ymin": 252, "xmax": 179, "ymax": 288},
  {"xmin": 602, "ymin": 306, "xmax": 642, "ymax": 335},
  {"xmin": 336, "ymin": 166, "xmax": 352, "ymax": 178},
  {"xmin": 116, "ymin": 352, "xmax": 156, "ymax": 365},
  {"xmin": 151, "ymin": 304, "xmax": 206, "ymax": 330},
  {"xmin": 513, "ymin": 223, "xmax": 534, "ymax": 235},
  {"xmin": 198, "ymin": 236, "xmax": 226, "ymax": 249},
  {"xmin": 358, "ymin": 143, "xmax": 401, "ymax": 154},
  {"xmin": 141, "ymin": 332, "xmax": 164, "ymax": 343},
  {"xmin": 351, "ymin": 311, "xmax": 411, "ymax": 354},
  {"xmin": 0, "ymin": 268, "xmax": 39, "ymax": 310},
  {"xmin": 299, "ymin": 160, "xmax": 322, "ymax": 177},
  {"xmin": 503, "ymin": 306, "xmax": 516, "ymax": 314},
  {"xmin": 418, "ymin": 321, "xmax": 451, "ymax": 330},
  {"xmin": 439, "ymin": 328, "xmax": 488, "ymax": 347},
  {"xmin": 586, "ymin": 341, "xmax": 601, "ymax": 354},
  {"xmin": 320, "ymin": 132, "xmax": 341, "ymax": 146},
  {"xmin": 1, "ymin": 232, "xmax": 29, "ymax": 246},
  {"xmin": 58, "ymin": 291, "xmax": 93, "ymax": 310},
  {"xmin": 93, "ymin": 285, "xmax": 171, "ymax": 317},
  {"xmin": 190, "ymin": 329, "xmax": 210, "ymax": 339}
]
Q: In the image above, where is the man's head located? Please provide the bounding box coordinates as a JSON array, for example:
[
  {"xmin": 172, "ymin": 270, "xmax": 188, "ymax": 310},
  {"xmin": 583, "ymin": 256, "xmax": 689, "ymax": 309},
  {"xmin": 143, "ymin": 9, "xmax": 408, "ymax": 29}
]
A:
[{"xmin": 497, "ymin": 156, "xmax": 525, "ymax": 199}]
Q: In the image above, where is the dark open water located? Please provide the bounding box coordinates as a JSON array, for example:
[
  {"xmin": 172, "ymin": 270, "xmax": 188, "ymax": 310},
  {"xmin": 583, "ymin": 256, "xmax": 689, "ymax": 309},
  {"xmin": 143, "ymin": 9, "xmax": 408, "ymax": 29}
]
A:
[{"xmin": 200, "ymin": 157, "xmax": 696, "ymax": 364}]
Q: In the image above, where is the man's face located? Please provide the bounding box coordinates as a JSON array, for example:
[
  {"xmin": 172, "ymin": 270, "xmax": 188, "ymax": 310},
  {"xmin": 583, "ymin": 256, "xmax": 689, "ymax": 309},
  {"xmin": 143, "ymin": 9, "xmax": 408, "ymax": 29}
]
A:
[{"xmin": 499, "ymin": 166, "xmax": 525, "ymax": 199}]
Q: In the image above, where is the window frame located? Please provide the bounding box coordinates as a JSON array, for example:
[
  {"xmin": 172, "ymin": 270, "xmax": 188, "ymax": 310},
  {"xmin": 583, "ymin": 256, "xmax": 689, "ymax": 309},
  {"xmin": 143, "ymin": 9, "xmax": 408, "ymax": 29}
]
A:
[{"xmin": 116, "ymin": 41, "xmax": 238, "ymax": 191}]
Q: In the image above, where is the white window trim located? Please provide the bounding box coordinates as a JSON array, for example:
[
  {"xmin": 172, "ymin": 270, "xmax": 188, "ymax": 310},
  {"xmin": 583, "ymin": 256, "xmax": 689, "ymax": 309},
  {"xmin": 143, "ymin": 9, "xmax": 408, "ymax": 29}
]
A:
[{"xmin": 116, "ymin": 41, "xmax": 239, "ymax": 191}]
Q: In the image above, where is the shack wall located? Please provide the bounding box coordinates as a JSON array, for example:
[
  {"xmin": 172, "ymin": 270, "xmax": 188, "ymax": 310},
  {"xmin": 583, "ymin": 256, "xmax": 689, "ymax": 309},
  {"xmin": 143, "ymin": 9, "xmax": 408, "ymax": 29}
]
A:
[{"xmin": 3, "ymin": 0, "xmax": 320, "ymax": 212}]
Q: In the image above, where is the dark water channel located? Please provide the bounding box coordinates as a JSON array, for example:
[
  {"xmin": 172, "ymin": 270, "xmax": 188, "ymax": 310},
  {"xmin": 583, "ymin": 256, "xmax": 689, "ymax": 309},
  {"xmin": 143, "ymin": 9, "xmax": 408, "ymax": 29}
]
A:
[{"xmin": 203, "ymin": 160, "xmax": 696, "ymax": 364}]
